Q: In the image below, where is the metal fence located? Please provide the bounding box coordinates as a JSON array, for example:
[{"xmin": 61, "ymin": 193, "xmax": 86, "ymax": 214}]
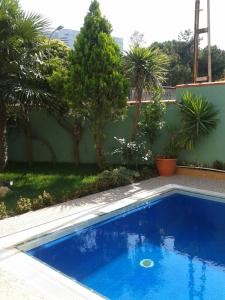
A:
[{"xmin": 129, "ymin": 86, "xmax": 176, "ymax": 101}]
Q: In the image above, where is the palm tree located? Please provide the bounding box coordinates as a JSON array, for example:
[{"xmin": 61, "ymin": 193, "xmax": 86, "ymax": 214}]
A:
[
  {"xmin": 123, "ymin": 46, "xmax": 168, "ymax": 141},
  {"xmin": 0, "ymin": 0, "xmax": 52, "ymax": 170}
]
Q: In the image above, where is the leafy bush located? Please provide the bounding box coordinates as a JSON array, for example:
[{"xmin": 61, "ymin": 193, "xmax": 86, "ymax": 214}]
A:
[
  {"xmin": 0, "ymin": 201, "xmax": 7, "ymax": 219},
  {"xmin": 112, "ymin": 137, "xmax": 152, "ymax": 168},
  {"xmin": 38, "ymin": 191, "xmax": 55, "ymax": 206},
  {"xmin": 32, "ymin": 197, "xmax": 45, "ymax": 210},
  {"xmin": 16, "ymin": 197, "xmax": 32, "ymax": 214},
  {"xmin": 96, "ymin": 167, "xmax": 140, "ymax": 190},
  {"xmin": 139, "ymin": 99, "xmax": 166, "ymax": 144}
]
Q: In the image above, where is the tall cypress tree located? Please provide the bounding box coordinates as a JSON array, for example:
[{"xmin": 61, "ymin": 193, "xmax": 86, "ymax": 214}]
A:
[{"xmin": 69, "ymin": 0, "xmax": 128, "ymax": 169}]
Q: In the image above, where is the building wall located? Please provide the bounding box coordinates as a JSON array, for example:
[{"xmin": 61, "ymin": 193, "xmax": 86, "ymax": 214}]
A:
[{"xmin": 51, "ymin": 28, "xmax": 124, "ymax": 50}]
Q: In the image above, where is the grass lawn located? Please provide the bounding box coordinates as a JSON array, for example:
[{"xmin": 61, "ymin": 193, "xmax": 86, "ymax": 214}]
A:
[{"xmin": 0, "ymin": 163, "xmax": 99, "ymax": 211}]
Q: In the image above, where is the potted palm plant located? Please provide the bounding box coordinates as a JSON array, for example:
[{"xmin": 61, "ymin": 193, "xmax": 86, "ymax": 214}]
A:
[{"xmin": 156, "ymin": 92, "xmax": 219, "ymax": 177}]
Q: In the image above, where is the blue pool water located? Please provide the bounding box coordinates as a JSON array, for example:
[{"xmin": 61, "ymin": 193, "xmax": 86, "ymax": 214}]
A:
[{"xmin": 27, "ymin": 193, "xmax": 225, "ymax": 299}]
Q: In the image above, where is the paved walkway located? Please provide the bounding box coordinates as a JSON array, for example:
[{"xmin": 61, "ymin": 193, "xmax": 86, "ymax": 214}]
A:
[{"xmin": 1, "ymin": 175, "xmax": 225, "ymax": 300}]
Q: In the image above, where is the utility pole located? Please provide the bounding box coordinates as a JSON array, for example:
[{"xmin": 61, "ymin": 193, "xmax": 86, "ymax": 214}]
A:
[
  {"xmin": 207, "ymin": 0, "xmax": 212, "ymax": 82},
  {"xmin": 193, "ymin": 0, "xmax": 212, "ymax": 83}
]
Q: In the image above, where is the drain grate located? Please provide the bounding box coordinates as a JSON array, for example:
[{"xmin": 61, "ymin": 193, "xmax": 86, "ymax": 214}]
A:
[{"xmin": 140, "ymin": 259, "xmax": 154, "ymax": 268}]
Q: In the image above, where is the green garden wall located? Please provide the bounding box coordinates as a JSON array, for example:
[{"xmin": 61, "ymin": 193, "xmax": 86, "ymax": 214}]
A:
[
  {"xmin": 7, "ymin": 82, "xmax": 225, "ymax": 166},
  {"xmin": 175, "ymin": 82, "xmax": 225, "ymax": 165}
]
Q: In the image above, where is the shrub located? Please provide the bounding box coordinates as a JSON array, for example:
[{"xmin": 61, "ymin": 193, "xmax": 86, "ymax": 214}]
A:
[
  {"xmin": 178, "ymin": 92, "xmax": 219, "ymax": 149},
  {"xmin": 212, "ymin": 160, "xmax": 225, "ymax": 170},
  {"xmin": 0, "ymin": 201, "xmax": 7, "ymax": 219},
  {"xmin": 139, "ymin": 166, "xmax": 156, "ymax": 179},
  {"xmin": 16, "ymin": 197, "xmax": 32, "ymax": 214},
  {"xmin": 112, "ymin": 137, "xmax": 152, "ymax": 169},
  {"xmin": 139, "ymin": 99, "xmax": 166, "ymax": 144},
  {"xmin": 32, "ymin": 197, "xmax": 45, "ymax": 210},
  {"xmin": 38, "ymin": 190, "xmax": 55, "ymax": 206},
  {"xmin": 96, "ymin": 167, "xmax": 140, "ymax": 190},
  {"xmin": 73, "ymin": 183, "xmax": 98, "ymax": 198}
]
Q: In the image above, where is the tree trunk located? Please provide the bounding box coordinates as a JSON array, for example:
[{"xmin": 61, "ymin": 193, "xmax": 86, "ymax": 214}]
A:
[
  {"xmin": 26, "ymin": 127, "xmax": 33, "ymax": 165},
  {"xmin": 72, "ymin": 124, "xmax": 81, "ymax": 166},
  {"xmin": 131, "ymin": 89, "xmax": 143, "ymax": 141},
  {"xmin": 95, "ymin": 127, "xmax": 105, "ymax": 170},
  {"xmin": 57, "ymin": 118, "xmax": 81, "ymax": 166},
  {"xmin": 18, "ymin": 116, "xmax": 33, "ymax": 165},
  {"xmin": 0, "ymin": 103, "xmax": 8, "ymax": 171},
  {"xmin": 31, "ymin": 132, "xmax": 57, "ymax": 162}
]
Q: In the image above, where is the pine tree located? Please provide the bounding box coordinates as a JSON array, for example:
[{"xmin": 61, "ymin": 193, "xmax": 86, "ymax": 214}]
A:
[{"xmin": 69, "ymin": 0, "xmax": 128, "ymax": 169}]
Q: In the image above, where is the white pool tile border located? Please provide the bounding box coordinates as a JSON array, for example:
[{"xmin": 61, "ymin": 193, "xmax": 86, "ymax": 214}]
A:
[{"xmin": 1, "ymin": 183, "xmax": 225, "ymax": 300}]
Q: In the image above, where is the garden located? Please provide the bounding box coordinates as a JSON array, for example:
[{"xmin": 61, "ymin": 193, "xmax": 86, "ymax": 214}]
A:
[{"xmin": 0, "ymin": 0, "xmax": 223, "ymax": 219}]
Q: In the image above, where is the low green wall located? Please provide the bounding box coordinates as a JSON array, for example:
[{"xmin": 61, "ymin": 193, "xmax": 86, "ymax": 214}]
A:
[
  {"xmin": 8, "ymin": 82, "xmax": 225, "ymax": 166},
  {"xmin": 176, "ymin": 83, "xmax": 225, "ymax": 165}
]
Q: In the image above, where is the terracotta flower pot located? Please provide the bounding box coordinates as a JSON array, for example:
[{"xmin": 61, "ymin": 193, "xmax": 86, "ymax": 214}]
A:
[{"xmin": 155, "ymin": 157, "xmax": 177, "ymax": 176}]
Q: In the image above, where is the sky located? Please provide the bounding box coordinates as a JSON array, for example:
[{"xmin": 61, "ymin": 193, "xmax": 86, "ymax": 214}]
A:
[{"xmin": 19, "ymin": 0, "xmax": 225, "ymax": 50}]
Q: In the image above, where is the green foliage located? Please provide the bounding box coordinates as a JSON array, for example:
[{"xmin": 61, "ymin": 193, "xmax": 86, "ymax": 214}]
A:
[
  {"xmin": 152, "ymin": 30, "xmax": 225, "ymax": 86},
  {"xmin": 178, "ymin": 92, "xmax": 219, "ymax": 149},
  {"xmin": 0, "ymin": 0, "xmax": 51, "ymax": 108},
  {"xmin": 151, "ymin": 31, "xmax": 193, "ymax": 86},
  {"xmin": 124, "ymin": 46, "xmax": 169, "ymax": 97},
  {"xmin": 139, "ymin": 98, "xmax": 166, "ymax": 144},
  {"xmin": 31, "ymin": 190, "xmax": 55, "ymax": 210},
  {"xmin": 68, "ymin": 0, "xmax": 129, "ymax": 168},
  {"xmin": 32, "ymin": 197, "xmax": 44, "ymax": 210},
  {"xmin": 16, "ymin": 197, "xmax": 32, "ymax": 214},
  {"xmin": 212, "ymin": 160, "xmax": 225, "ymax": 171},
  {"xmin": 0, "ymin": 0, "xmax": 56, "ymax": 170},
  {"xmin": 38, "ymin": 190, "xmax": 55, "ymax": 206},
  {"xmin": 164, "ymin": 128, "xmax": 181, "ymax": 158},
  {"xmin": 46, "ymin": 38, "xmax": 71, "ymax": 106},
  {"xmin": 199, "ymin": 46, "xmax": 225, "ymax": 81},
  {"xmin": 112, "ymin": 137, "xmax": 152, "ymax": 168},
  {"xmin": 0, "ymin": 201, "xmax": 7, "ymax": 219},
  {"xmin": 96, "ymin": 167, "xmax": 140, "ymax": 190},
  {"xmin": 179, "ymin": 160, "xmax": 210, "ymax": 168}
]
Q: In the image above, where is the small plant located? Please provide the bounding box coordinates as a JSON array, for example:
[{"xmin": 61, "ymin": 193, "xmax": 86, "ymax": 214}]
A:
[
  {"xmin": 32, "ymin": 197, "xmax": 45, "ymax": 210},
  {"xmin": 139, "ymin": 166, "xmax": 156, "ymax": 179},
  {"xmin": 38, "ymin": 191, "xmax": 55, "ymax": 206},
  {"xmin": 179, "ymin": 160, "xmax": 210, "ymax": 168},
  {"xmin": 112, "ymin": 137, "xmax": 152, "ymax": 169},
  {"xmin": 213, "ymin": 160, "xmax": 225, "ymax": 170},
  {"xmin": 16, "ymin": 197, "xmax": 32, "ymax": 214},
  {"xmin": 96, "ymin": 167, "xmax": 140, "ymax": 190},
  {"xmin": 0, "ymin": 201, "xmax": 7, "ymax": 219}
]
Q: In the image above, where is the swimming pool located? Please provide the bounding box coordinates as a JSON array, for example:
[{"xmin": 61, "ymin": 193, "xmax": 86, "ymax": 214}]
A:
[{"xmin": 24, "ymin": 191, "xmax": 225, "ymax": 299}]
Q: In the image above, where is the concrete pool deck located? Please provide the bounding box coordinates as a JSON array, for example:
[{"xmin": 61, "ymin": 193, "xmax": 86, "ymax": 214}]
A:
[{"xmin": 1, "ymin": 174, "xmax": 225, "ymax": 300}]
